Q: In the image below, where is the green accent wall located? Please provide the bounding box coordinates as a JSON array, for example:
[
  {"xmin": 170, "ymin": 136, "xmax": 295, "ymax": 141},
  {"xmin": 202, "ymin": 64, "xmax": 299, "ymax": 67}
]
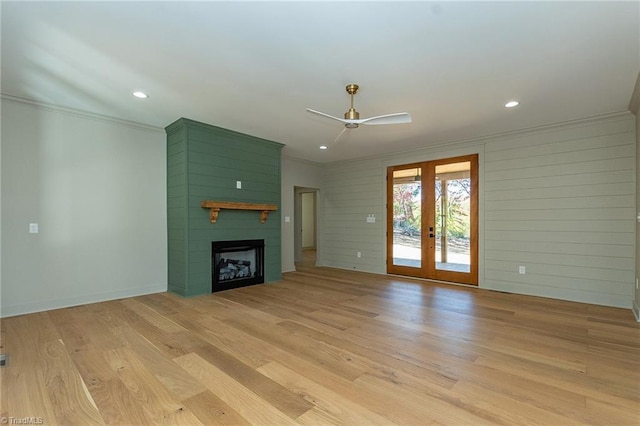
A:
[{"xmin": 165, "ymin": 118, "xmax": 283, "ymax": 297}]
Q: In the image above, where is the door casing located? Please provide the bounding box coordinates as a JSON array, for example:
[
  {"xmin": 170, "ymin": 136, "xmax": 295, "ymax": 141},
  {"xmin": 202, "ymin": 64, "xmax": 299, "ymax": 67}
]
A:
[{"xmin": 387, "ymin": 154, "xmax": 478, "ymax": 285}]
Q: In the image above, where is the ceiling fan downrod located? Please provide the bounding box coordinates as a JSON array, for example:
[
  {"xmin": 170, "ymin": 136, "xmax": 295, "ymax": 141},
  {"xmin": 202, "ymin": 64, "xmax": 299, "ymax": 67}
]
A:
[{"xmin": 344, "ymin": 84, "xmax": 360, "ymax": 127}]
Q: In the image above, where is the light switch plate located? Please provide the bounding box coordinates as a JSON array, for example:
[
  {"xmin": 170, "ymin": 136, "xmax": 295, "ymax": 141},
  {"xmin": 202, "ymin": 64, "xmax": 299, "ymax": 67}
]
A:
[{"xmin": 29, "ymin": 223, "xmax": 39, "ymax": 234}]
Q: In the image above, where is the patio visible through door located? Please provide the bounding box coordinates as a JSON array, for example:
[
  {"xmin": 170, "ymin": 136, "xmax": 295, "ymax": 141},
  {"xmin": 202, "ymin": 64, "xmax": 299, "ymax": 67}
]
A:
[{"xmin": 387, "ymin": 154, "xmax": 478, "ymax": 285}]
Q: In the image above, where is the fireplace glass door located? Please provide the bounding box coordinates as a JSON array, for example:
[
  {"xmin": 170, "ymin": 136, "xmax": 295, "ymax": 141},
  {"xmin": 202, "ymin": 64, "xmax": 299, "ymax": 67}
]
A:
[{"xmin": 211, "ymin": 239, "xmax": 265, "ymax": 292}]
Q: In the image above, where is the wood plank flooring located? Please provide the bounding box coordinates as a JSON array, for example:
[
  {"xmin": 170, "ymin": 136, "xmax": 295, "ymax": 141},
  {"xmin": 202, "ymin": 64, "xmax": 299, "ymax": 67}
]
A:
[{"xmin": 1, "ymin": 265, "xmax": 639, "ymax": 425}]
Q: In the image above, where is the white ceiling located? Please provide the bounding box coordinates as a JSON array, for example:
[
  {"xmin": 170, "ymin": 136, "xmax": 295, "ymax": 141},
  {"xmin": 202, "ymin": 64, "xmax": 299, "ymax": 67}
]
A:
[{"xmin": 2, "ymin": 1, "xmax": 639, "ymax": 163}]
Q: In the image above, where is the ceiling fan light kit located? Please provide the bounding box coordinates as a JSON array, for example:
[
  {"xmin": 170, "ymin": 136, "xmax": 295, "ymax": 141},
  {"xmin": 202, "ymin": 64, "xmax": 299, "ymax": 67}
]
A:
[{"xmin": 306, "ymin": 83, "xmax": 412, "ymax": 132}]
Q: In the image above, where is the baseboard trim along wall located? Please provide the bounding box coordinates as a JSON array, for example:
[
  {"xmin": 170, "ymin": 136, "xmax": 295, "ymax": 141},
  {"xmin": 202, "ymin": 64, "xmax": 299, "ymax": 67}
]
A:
[{"xmin": 0, "ymin": 284, "xmax": 166, "ymax": 318}]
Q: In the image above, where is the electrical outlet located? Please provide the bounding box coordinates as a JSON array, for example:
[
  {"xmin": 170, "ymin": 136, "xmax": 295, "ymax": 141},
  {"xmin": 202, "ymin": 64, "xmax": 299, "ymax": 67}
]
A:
[
  {"xmin": 518, "ymin": 265, "xmax": 526, "ymax": 274},
  {"xmin": 29, "ymin": 223, "xmax": 39, "ymax": 234},
  {"xmin": 357, "ymin": 252, "xmax": 362, "ymax": 258},
  {"xmin": 236, "ymin": 180, "xmax": 242, "ymax": 189}
]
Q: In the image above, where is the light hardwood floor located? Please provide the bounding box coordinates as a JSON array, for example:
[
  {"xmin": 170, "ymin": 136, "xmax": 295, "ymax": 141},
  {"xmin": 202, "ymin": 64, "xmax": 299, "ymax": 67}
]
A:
[{"xmin": 1, "ymin": 266, "xmax": 639, "ymax": 425}]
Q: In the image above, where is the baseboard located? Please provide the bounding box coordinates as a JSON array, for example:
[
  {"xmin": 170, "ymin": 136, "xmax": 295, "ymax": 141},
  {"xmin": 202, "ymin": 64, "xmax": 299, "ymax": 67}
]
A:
[
  {"xmin": 633, "ymin": 300, "xmax": 640, "ymax": 322},
  {"xmin": 0, "ymin": 284, "xmax": 166, "ymax": 318}
]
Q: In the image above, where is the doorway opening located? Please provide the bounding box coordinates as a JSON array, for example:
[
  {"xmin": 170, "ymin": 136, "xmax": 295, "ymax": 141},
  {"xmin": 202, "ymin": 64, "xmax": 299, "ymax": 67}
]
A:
[{"xmin": 294, "ymin": 187, "xmax": 318, "ymax": 267}]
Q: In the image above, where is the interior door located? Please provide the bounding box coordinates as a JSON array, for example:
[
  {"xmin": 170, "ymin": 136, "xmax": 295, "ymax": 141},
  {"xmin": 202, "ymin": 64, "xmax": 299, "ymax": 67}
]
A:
[{"xmin": 387, "ymin": 154, "xmax": 478, "ymax": 285}]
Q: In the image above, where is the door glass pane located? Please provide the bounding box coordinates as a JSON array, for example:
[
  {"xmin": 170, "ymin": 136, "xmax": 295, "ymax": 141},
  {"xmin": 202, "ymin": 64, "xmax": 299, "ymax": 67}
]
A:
[
  {"xmin": 435, "ymin": 162, "xmax": 471, "ymax": 273},
  {"xmin": 392, "ymin": 168, "xmax": 421, "ymax": 268}
]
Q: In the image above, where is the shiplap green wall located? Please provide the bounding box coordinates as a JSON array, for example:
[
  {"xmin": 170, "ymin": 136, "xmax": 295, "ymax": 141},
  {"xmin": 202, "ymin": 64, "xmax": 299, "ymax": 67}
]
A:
[
  {"xmin": 318, "ymin": 113, "xmax": 635, "ymax": 308},
  {"xmin": 166, "ymin": 118, "xmax": 283, "ymax": 297}
]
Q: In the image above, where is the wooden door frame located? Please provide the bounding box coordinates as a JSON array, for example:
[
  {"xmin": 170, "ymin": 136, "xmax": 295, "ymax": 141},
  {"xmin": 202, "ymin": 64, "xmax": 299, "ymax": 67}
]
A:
[
  {"xmin": 386, "ymin": 161, "xmax": 426, "ymax": 277},
  {"xmin": 386, "ymin": 154, "xmax": 478, "ymax": 285},
  {"xmin": 427, "ymin": 154, "xmax": 478, "ymax": 285}
]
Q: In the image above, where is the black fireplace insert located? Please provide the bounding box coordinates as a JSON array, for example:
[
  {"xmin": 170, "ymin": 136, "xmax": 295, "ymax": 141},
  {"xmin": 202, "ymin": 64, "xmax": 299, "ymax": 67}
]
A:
[{"xmin": 211, "ymin": 239, "xmax": 265, "ymax": 292}]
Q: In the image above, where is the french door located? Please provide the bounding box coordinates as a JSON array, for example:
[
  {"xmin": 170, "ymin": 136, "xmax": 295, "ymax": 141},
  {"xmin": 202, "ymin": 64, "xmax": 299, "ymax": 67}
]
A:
[{"xmin": 386, "ymin": 154, "xmax": 478, "ymax": 285}]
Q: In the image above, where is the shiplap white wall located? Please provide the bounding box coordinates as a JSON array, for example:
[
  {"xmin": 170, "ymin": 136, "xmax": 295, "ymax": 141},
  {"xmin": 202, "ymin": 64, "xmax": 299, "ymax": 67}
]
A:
[
  {"xmin": 319, "ymin": 113, "xmax": 636, "ymax": 308},
  {"xmin": 320, "ymin": 158, "xmax": 387, "ymax": 272},
  {"xmin": 483, "ymin": 116, "xmax": 635, "ymax": 307}
]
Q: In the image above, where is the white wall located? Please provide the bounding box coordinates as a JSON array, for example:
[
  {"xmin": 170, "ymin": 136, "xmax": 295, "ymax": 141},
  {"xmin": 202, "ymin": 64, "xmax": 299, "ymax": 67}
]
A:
[
  {"xmin": 635, "ymin": 98, "xmax": 640, "ymax": 319},
  {"xmin": 280, "ymin": 157, "xmax": 323, "ymax": 272},
  {"xmin": 321, "ymin": 113, "xmax": 636, "ymax": 309},
  {"xmin": 1, "ymin": 98, "xmax": 167, "ymax": 317},
  {"xmin": 301, "ymin": 192, "xmax": 315, "ymax": 248}
]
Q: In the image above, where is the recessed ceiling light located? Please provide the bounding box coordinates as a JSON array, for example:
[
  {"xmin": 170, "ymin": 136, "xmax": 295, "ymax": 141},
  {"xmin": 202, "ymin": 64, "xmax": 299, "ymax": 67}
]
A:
[
  {"xmin": 320, "ymin": 145, "xmax": 328, "ymax": 150},
  {"xmin": 132, "ymin": 91, "xmax": 148, "ymax": 99},
  {"xmin": 505, "ymin": 100, "xmax": 519, "ymax": 108}
]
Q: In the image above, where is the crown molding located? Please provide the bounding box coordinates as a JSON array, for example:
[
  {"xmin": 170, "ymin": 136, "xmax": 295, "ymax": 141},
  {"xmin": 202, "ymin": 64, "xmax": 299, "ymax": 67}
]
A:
[
  {"xmin": 0, "ymin": 93, "xmax": 164, "ymax": 133},
  {"xmin": 629, "ymin": 71, "xmax": 640, "ymax": 116},
  {"xmin": 281, "ymin": 155, "xmax": 324, "ymax": 167},
  {"xmin": 326, "ymin": 110, "xmax": 634, "ymax": 166}
]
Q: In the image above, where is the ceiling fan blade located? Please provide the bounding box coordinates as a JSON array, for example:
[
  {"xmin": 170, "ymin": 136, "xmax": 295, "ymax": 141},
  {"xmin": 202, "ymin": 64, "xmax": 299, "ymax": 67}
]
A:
[
  {"xmin": 306, "ymin": 108, "xmax": 350, "ymax": 124},
  {"xmin": 333, "ymin": 127, "xmax": 348, "ymax": 144},
  {"xmin": 359, "ymin": 112, "xmax": 412, "ymax": 125},
  {"xmin": 307, "ymin": 108, "xmax": 411, "ymax": 127}
]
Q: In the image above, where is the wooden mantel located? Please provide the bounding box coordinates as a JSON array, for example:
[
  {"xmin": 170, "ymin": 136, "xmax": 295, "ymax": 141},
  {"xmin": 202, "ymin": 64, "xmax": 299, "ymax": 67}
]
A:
[{"xmin": 200, "ymin": 201, "xmax": 278, "ymax": 224}]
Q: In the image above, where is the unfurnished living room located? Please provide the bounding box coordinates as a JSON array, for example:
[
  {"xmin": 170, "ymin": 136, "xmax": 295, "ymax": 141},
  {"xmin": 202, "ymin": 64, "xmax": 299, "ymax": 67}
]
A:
[{"xmin": 1, "ymin": 1, "xmax": 639, "ymax": 425}]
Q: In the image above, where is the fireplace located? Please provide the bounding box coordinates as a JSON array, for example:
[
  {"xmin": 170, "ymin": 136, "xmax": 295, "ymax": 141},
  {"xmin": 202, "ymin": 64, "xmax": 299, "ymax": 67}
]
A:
[{"xmin": 211, "ymin": 239, "xmax": 265, "ymax": 292}]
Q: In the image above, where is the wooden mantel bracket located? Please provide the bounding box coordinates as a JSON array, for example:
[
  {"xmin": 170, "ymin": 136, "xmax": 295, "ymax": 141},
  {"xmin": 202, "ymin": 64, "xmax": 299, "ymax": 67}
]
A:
[{"xmin": 200, "ymin": 201, "xmax": 278, "ymax": 224}]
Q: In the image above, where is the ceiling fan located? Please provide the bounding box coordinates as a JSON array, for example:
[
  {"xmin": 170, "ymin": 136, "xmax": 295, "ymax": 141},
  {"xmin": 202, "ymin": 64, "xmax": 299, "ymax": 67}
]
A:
[{"xmin": 306, "ymin": 84, "xmax": 412, "ymax": 132}]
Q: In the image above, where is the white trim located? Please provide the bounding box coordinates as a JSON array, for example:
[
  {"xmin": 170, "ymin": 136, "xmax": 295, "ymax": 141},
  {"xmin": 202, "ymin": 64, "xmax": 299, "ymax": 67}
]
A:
[
  {"xmin": 0, "ymin": 284, "xmax": 166, "ymax": 318},
  {"xmin": 282, "ymin": 154, "xmax": 323, "ymax": 167},
  {"xmin": 633, "ymin": 299, "xmax": 640, "ymax": 322},
  {"xmin": 0, "ymin": 94, "xmax": 164, "ymax": 133}
]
